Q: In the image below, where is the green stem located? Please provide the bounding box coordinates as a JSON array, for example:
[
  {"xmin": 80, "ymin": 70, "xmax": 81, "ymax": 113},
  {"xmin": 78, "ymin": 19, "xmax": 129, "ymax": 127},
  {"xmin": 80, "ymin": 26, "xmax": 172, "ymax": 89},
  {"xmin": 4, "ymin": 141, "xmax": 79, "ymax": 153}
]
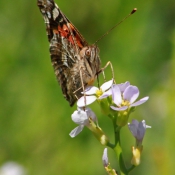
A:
[
  {"xmin": 127, "ymin": 165, "xmax": 135, "ymax": 172},
  {"xmin": 112, "ymin": 119, "xmax": 128, "ymax": 175},
  {"xmin": 107, "ymin": 115, "xmax": 136, "ymax": 175}
]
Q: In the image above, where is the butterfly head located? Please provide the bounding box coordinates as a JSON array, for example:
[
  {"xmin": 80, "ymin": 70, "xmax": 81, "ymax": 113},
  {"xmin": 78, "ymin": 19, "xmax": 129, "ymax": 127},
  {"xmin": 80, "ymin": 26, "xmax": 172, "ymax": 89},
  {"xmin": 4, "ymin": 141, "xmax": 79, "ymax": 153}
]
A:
[
  {"xmin": 79, "ymin": 45, "xmax": 101, "ymax": 86},
  {"xmin": 80, "ymin": 45, "xmax": 100, "ymax": 66}
]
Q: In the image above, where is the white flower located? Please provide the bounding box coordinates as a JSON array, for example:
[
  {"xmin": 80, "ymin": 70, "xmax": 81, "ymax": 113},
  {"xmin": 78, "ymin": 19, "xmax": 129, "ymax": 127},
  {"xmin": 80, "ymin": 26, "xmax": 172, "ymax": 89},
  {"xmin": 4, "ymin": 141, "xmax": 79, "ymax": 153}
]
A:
[
  {"xmin": 69, "ymin": 107, "xmax": 97, "ymax": 138},
  {"xmin": 77, "ymin": 79, "xmax": 113, "ymax": 107}
]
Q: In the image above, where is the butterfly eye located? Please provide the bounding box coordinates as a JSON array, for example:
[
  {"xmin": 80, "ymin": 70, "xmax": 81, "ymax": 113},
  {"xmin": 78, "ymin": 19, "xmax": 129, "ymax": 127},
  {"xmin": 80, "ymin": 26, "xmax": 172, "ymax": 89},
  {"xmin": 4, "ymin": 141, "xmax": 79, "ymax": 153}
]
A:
[{"xmin": 85, "ymin": 48, "xmax": 91, "ymax": 56}]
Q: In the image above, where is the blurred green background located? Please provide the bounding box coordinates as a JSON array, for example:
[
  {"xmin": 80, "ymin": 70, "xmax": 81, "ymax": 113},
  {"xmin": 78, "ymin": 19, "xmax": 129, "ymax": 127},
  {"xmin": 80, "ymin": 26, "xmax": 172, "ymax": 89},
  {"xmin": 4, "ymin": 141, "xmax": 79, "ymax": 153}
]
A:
[{"xmin": 0, "ymin": 0, "xmax": 175, "ymax": 174}]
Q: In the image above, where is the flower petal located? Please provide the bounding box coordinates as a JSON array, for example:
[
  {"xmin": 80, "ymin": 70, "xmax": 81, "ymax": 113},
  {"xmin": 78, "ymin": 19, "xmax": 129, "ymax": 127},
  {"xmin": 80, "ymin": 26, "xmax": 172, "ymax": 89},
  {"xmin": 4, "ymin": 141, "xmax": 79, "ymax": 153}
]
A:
[
  {"xmin": 69, "ymin": 125, "xmax": 84, "ymax": 138},
  {"xmin": 100, "ymin": 79, "xmax": 113, "ymax": 92},
  {"xmin": 77, "ymin": 96, "xmax": 97, "ymax": 107},
  {"xmin": 83, "ymin": 86, "xmax": 98, "ymax": 95},
  {"xmin": 123, "ymin": 85, "xmax": 139, "ymax": 104},
  {"xmin": 112, "ymin": 85, "xmax": 122, "ymax": 106},
  {"xmin": 110, "ymin": 105, "xmax": 128, "ymax": 111},
  {"xmin": 137, "ymin": 120, "xmax": 147, "ymax": 140},
  {"xmin": 99, "ymin": 89, "xmax": 112, "ymax": 99},
  {"xmin": 128, "ymin": 120, "xmax": 151, "ymax": 142},
  {"xmin": 102, "ymin": 148, "xmax": 108, "ymax": 167},
  {"xmin": 128, "ymin": 119, "xmax": 139, "ymax": 138},
  {"xmin": 86, "ymin": 107, "xmax": 97, "ymax": 122},
  {"xmin": 71, "ymin": 109, "xmax": 88, "ymax": 125},
  {"xmin": 117, "ymin": 81, "xmax": 130, "ymax": 93},
  {"xmin": 146, "ymin": 124, "xmax": 151, "ymax": 129},
  {"xmin": 130, "ymin": 96, "xmax": 149, "ymax": 107}
]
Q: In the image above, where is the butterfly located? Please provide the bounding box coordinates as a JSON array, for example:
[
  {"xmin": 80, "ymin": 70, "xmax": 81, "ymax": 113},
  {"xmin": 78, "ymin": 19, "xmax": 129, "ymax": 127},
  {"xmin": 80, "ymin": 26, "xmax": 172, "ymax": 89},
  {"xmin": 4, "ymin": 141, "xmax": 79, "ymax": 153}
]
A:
[{"xmin": 37, "ymin": 0, "xmax": 101, "ymax": 106}]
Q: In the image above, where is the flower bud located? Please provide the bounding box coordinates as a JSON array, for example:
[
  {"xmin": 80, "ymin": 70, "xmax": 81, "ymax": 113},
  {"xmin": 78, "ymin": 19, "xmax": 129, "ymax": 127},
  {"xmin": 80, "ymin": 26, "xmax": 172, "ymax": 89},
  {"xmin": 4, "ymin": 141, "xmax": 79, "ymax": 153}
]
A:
[
  {"xmin": 87, "ymin": 117, "xmax": 110, "ymax": 145},
  {"xmin": 115, "ymin": 110, "xmax": 129, "ymax": 127},
  {"xmin": 102, "ymin": 148, "xmax": 117, "ymax": 175},
  {"xmin": 131, "ymin": 146, "xmax": 143, "ymax": 166},
  {"xmin": 98, "ymin": 97, "xmax": 111, "ymax": 115}
]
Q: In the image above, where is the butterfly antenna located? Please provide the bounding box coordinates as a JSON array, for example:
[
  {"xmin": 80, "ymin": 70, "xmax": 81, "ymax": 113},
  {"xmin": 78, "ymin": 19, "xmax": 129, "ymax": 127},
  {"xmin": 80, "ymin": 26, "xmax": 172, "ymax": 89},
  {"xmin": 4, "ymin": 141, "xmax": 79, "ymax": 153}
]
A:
[{"xmin": 94, "ymin": 8, "xmax": 137, "ymax": 44}]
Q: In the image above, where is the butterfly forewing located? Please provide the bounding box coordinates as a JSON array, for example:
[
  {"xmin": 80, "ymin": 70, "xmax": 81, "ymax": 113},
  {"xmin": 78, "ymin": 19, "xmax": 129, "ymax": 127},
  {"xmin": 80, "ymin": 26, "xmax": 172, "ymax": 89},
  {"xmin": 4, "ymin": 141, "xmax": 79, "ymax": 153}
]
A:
[{"xmin": 37, "ymin": 0, "xmax": 101, "ymax": 106}]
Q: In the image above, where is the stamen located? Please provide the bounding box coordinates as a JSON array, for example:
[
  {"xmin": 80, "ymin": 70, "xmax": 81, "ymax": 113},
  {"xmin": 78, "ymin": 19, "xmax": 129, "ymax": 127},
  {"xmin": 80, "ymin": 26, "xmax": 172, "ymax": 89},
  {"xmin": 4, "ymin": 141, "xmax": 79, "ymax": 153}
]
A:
[
  {"xmin": 122, "ymin": 100, "xmax": 130, "ymax": 106},
  {"xmin": 96, "ymin": 89, "xmax": 103, "ymax": 97}
]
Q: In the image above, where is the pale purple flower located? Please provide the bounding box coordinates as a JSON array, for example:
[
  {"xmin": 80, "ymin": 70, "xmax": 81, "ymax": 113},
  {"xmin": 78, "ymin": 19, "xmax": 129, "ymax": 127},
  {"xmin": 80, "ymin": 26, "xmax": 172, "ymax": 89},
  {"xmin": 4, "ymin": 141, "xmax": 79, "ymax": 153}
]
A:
[
  {"xmin": 102, "ymin": 148, "xmax": 108, "ymax": 167},
  {"xmin": 110, "ymin": 82, "xmax": 149, "ymax": 111},
  {"xmin": 69, "ymin": 107, "xmax": 97, "ymax": 138},
  {"xmin": 77, "ymin": 79, "xmax": 113, "ymax": 107},
  {"xmin": 128, "ymin": 119, "xmax": 151, "ymax": 145}
]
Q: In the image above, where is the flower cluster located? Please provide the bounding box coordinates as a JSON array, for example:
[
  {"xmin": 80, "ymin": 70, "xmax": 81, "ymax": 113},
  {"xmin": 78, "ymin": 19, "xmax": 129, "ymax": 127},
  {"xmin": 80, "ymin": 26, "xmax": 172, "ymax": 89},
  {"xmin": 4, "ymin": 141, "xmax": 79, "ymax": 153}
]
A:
[
  {"xmin": 77, "ymin": 80, "xmax": 148, "ymax": 109},
  {"xmin": 69, "ymin": 79, "xmax": 151, "ymax": 174},
  {"xmin": 70, "ymin": 80, "xmax": 149, "ymax": 136}
]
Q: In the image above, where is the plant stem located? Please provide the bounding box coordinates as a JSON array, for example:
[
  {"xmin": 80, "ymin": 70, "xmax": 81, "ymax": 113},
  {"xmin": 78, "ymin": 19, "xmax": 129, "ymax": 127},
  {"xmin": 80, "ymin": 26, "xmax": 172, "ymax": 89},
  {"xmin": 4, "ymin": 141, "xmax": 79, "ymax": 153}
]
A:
[{"xmin": 112, "ymin": 119, "xmax": 128, "ymax": 175}]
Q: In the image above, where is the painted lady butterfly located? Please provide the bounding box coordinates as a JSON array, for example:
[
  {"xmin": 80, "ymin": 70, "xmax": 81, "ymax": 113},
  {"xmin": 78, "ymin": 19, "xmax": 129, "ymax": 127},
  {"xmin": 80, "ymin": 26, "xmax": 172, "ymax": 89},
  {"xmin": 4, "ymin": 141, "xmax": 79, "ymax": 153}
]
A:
[{"xmin": 37, "ymin": 0, "xmax": 101, "ymax": 106}]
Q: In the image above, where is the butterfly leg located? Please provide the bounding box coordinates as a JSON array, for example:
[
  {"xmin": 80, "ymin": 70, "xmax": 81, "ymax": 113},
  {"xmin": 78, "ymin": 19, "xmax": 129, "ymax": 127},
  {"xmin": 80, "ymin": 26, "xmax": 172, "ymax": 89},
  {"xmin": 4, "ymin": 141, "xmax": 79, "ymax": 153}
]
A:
[
  {"xmin": 79, "ymin": 66, "xmax": 87, "ymax": 109},
  {"xmin": 72, "ymin": 66, "xmax": 87, "ymax": 108},
  {"xmin": 96, "ymin": 70, "xmax": 106, "ymax": 88},
  {"xmin": 97, "ymin": 61, "xmax": 116, "ymax": 83}
]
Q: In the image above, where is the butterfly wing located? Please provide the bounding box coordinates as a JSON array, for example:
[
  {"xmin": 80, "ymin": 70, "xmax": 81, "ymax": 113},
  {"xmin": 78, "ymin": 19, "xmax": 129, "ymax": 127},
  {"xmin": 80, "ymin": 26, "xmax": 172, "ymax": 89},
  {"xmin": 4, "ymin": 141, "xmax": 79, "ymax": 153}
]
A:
[{"xmin": 37, "ymin": 0, "xmax": 88, "ymax": 106}]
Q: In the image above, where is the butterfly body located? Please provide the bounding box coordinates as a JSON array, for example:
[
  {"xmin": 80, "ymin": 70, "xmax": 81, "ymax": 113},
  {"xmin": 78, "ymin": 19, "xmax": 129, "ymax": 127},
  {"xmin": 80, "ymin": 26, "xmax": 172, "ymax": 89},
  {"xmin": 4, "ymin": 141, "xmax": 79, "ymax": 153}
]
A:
[{"xmin": 37, "ymin": 0, "xmax": 101, "ymax": 106}]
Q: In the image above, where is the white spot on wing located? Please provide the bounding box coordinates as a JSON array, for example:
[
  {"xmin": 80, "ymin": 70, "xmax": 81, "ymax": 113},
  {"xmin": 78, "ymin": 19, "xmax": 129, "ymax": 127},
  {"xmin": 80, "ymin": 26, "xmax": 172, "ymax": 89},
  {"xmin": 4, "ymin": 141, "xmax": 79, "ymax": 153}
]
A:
[
  {"xmin": 53, "ymin": 7, "xmax": 59, "ymax": 20},
  {"xmin": 47, "ymin": 12, "xmax": 51, "ymax": 19}
]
